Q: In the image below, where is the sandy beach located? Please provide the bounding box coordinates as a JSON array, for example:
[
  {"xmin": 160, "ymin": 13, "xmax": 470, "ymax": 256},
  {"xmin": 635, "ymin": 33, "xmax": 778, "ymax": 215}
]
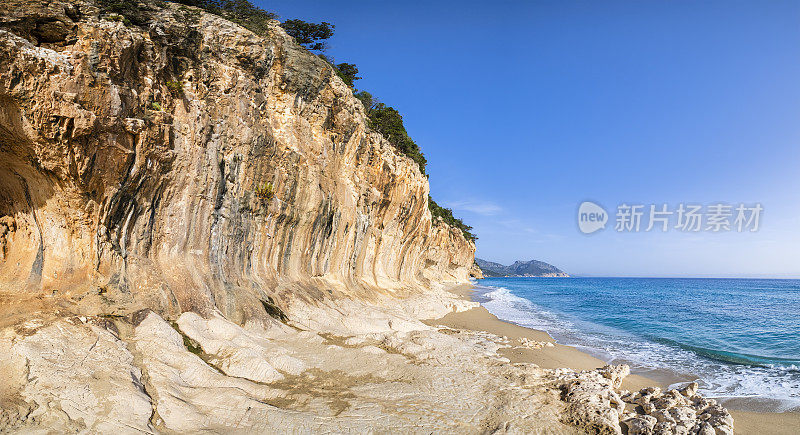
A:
[{"xmin": 425, "ymin": 285, "xmax": 800, "ymax": 435}]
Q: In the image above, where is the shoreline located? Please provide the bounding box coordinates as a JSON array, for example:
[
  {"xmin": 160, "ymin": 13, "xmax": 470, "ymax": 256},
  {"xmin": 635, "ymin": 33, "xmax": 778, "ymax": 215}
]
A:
[{"xmin": 425, "ymin": 284, "xmax": 800, "ymax": 434}]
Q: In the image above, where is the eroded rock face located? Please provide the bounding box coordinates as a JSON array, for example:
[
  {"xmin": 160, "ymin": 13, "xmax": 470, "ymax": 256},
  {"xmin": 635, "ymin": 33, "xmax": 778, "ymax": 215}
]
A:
[{"xmin": 0, "ymin": 0, "xmax": 474, "ymax": 323}]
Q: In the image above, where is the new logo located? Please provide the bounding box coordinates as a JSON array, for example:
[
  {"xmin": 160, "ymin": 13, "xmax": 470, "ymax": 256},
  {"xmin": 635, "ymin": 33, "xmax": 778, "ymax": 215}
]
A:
[{"xmin": 578, "ymin": 201, "xmax": 608, "ymax": 234}]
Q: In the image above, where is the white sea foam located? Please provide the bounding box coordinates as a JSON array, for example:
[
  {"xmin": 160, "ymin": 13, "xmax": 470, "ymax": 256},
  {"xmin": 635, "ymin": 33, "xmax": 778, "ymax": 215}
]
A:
[{"xmin": 475, "ymin": 284, "xmax": 800, "ymax": 412}]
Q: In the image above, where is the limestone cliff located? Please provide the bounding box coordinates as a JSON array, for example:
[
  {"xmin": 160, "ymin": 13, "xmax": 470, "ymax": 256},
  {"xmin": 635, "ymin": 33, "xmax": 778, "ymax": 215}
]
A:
[{"xmin": 0, "ymin": 0, "xmax": 474, "ymax": 324}]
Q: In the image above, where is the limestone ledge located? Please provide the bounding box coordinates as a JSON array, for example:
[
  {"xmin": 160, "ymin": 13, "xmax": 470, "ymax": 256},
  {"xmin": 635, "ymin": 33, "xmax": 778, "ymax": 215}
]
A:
[{"xmin": 0, "ymin": 291, "xmax": 733, "ymax": 434}]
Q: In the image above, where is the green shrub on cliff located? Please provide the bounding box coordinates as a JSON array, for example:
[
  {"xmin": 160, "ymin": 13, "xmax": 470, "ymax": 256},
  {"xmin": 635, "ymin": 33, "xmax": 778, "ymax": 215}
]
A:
[
  {"xmin": 354, "ymin": 91, "xmax": 376, "ymax": 112},
  {"xmin": 428, "ymin": 197, "xmax": 477, "ymax": 242},
  {"xmin": 254, "ymin": 182, "xmax": 275, "ymax": 206},
  {"xmin": 172, "ymin": 0, "xmax": 277, "ymax": 35},
  {"xmin": 369, "ymin": 105, "xmax": 427, "ymax": 175},
  {"xmin": 334, "ymin": 63, "xmax": 361, "ymax": 88},
  {"xmin": 353, "ymin": 91, "xmax": 428, "ymax": 175},
  {"xmin": 97, "ymin": 0, "xmax": 161, "ymax": 26},
  {"xmin": 355, "ymin": 92, "xmax": 475, "ymax": 241},
  {"xmin": 170, "ymin": 3, "xmax": 335, "ymax": 54},
  {"xmin": 318, "ymin": 55, "xmax": 362, "ymax": 88},
  {"xmin": 280, "ymin": 19, "xmax": 335, "ymax": 52},
  {"xmin": 166, "ymin": 80, "xmax": 183, "ymax": 96}
]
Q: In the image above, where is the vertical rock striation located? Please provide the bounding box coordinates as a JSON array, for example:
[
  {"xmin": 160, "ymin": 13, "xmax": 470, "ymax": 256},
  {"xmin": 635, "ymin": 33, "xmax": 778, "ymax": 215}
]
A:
[{"xmin": 0, "ymin": 0, "xmax": 474, "ymax": 323}]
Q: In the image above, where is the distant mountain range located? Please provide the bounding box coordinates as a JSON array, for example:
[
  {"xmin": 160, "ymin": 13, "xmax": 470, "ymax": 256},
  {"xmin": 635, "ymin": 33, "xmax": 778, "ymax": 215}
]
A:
[{"xmin": 475, "ymin": 258, "xmax": 569, "ymax": 277}]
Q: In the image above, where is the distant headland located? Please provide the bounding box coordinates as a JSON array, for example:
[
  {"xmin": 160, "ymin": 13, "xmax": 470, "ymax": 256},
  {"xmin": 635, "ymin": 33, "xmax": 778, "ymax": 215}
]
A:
[{"xmin": 475, "ymin": 258, "xmax": 569, "ymax": 277}]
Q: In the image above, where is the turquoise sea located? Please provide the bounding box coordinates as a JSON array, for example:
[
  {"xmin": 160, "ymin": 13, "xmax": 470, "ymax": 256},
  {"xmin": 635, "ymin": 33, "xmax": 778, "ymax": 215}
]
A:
[{"xmin": 473, "ymin": 277, "xmax": 800, "ymax": 411}]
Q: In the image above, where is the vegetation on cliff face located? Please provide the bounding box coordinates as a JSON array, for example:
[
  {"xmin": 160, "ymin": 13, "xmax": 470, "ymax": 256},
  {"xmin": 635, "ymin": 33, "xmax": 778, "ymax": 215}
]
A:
[
  {"xmin": 333, "ymin": 62, "xmax": 361, "ymax": 88},
  {"xmin": 280, "ymin": 19, "xmax": 335, "ymax": 52},
  {"xmin": 354, "ymin": 91, "xmax": 428, "ymax": 176},
  {"xmin": 97, "ymin": 0, "xmax": 166, "ymax": 25},
  {"xmin": 428, "ymin": 198, "xmax": 477, "ymax": 242},
  {"xmin": 318, "ymin": 55, "xmax": 362, "ymax": 88},
  {"xmin": 254, "ymin": 182, "xmax": 275, "ymax": 207},
  {"xmin": 172, "ymin": 0, "xmax": 277, "ymax": 35},
  {"xmin": 354, "ymin": 91, "xmax": 474, "ymax": 242}
]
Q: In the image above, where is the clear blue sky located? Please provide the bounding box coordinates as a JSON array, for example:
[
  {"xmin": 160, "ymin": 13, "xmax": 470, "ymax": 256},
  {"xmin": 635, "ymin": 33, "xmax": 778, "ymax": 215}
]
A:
[{"xmin": 261, "ymin": 0, "xmax": 800, "ymax": 278}]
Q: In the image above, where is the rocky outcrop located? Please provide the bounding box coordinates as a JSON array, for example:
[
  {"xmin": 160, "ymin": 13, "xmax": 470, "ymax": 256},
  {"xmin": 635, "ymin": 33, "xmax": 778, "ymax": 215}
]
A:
[
  {"xmin": 620, "ymin": 383, "xmax": 734, "ymax": 435},
  {"xmin": 555, "ymin": 366, "xmax": 734, "ymax": 435},
  {"xmin": 0, "ymin": 0, "xmax": 474, "ymax": 325},
  {"xmin": 468, "ymin": 261, "xmax": 484, "ymax": 279}
]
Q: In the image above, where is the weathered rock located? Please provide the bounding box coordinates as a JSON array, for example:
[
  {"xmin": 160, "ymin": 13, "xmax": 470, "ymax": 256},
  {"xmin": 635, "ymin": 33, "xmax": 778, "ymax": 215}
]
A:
[
  {"xmin": 691, "ymin": 396, "xmax": 718, "ymax": 412},
  {"xmin": 599, "ymin": 364, "xmax": 630, "ymax": 388},
  {"xmin": 0, "ymin": 319, "xmax": 152, "ymax": 432},
  {"xmin": 653, "ymin": 389, "xmax": 690, "ymax": 409},
  {"xmin": 621, "ymin": 414, "xmax": 657, "ymax": 435},
  {"xmin": 0, "ymin": 0, "xmax": 474, "ymax": 325},
  {"xmin": 2, "ymin": 308, "xmax": 575, "ymax": 433},
  {"xmin": 555, "ymin": 366, "xmax": 736, "ymax": 435},
  {"xmin": 697, "ymin": 421, "xmax": 716, "ymax": 435},
  {"xmin": 679, "ymin": 381, "xmax": 699, "ymax": 397},
  {"xmin": 702, "ymin": 404, "xmax": 734, "ymax": 434},
  {"xmin": 556, "ymin": 365, "xmax": 630, "ymax": 434},
  {"xmin": 619, "ymin": 386, "xmax": 734, "ymax": 435}
]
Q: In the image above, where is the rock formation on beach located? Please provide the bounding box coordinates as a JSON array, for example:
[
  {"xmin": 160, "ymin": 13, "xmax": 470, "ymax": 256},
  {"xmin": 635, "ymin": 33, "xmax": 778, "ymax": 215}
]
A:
[
  {"xmin": 469, "ymin": 260, "xmax": 485, "ymax": 279},
  {"xmin": 0, "ymin": 1, "xmax": 732, "ymax": 433},
  {"xmin": 555, "ymin": 366, "xmax": 734, "ymax": 435}
]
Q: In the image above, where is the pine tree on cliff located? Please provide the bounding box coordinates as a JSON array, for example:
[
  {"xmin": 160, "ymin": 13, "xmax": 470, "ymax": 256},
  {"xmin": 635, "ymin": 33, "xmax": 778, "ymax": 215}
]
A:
[{"xmin": 280, "ymin": 19, "xmax": 335, "ymax": 52}]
